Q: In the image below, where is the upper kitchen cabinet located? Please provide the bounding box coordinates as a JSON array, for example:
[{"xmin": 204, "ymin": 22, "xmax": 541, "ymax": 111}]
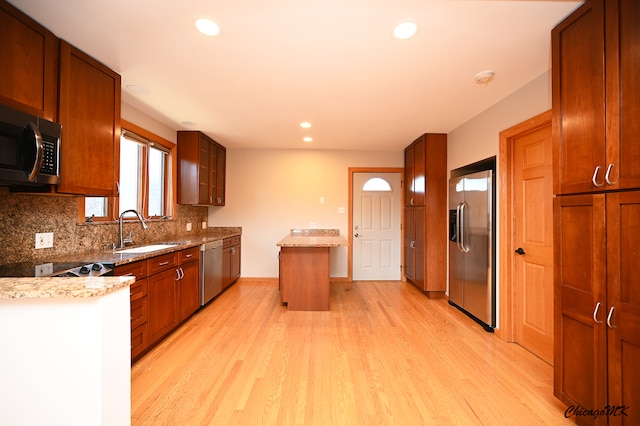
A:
[
  {"xmin": 0, "ymin": 0, "xmax": 59, "ymax": 120},
  {"xmin": 177, "ymin": 130, "xmax": 226, "ymax": 206},
  {"xmin": 552, "ymin": 0, "xmax": 640, "ymax": 195},
  {"xmin": 57, "ymin": 41, "xmax": 121, "ymax": 196}
]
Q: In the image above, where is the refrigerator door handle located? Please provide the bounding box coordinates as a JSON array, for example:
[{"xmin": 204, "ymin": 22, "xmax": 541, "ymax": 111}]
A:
[
  {"xmin": 456, "ymin": 203, "xmax": 463, "ymax": 252},
  {"xmin": 460, "ymin": 201, "xmax": 470, "ymax": 253}
]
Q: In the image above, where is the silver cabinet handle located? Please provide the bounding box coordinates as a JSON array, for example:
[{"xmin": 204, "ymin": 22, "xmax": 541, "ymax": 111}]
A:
[
  {"xmin": 605, "ymin": 163, "xmax": 617, "ymax": 185},
  {"xmin": 606, "ymin": 306, "xmax": 616, "ymax": 329},
  {"xmin": 409, "ymin": 240, "xmax": 415, "ymax": 249},
  {"xmin": 592, "ymin": 166, "xmax": 604, "ymax": 187},
  {"xmin": 410, "ymin": 197, "xmax": 414, "ymax": 206},
  {"xmin": 593, "ymin": 302, "xmax": 603, "ymax": 324}
]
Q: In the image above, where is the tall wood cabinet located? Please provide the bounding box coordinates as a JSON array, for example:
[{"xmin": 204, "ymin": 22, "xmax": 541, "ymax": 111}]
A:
[
  {"xmin": 0, "ymin": 0, "xmax": 58, "ymax": 120},
  {"xmin": 403, "ymin": 133, "xmax": 447, "ymax": 298},
  {"xmin": 177, "ymin": 131, "xmax": 226, "ymax": 206},
  {"xmin": 552, "ymin": 1, "xmax": 640, "ymax": 423}
]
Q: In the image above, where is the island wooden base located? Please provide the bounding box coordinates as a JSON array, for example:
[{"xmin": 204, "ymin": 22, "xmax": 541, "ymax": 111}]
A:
[{"xmin": 279, "ymin": 247, "xmax": 330, "ymax": 311}]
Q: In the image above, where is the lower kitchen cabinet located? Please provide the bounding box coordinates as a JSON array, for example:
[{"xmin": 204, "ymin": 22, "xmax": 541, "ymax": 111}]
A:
[
  {"xmin": 554, "ymin": 191, "xmax": 640, "ymax": 424},
  {"xmin": 222, "ymin": 236, "xmax": 241, "ymax": 289},
  {"xmin": 115, "ymin": 260, "xmax": 148, "ymax": 360},
  {"xmin": 115, "ymin": 246, "xmax": 200, "ymax": 362},
  {"xmin": 148, "ymin": 267, "xmax": 178, "ymax": 345},
  {"xmin": 177, "ymin": 249, "xmax": 200, "ymax": 322}
]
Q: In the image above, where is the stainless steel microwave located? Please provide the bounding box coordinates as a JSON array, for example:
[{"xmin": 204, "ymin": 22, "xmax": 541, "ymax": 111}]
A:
[{"xmin": 0, "ymin": 103, "xmax": 61, "ymax": 185}]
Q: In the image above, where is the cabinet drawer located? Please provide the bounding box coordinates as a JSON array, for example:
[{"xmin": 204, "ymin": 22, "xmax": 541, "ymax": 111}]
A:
[
  {"xmin": 179, "ymin": 246, "xmax": 200, "ymax": 263},
  {"xmin": 131, "ymin": 296, "xmax": 148, "ymax": 329},
  {"xmin": 131, "ymin": 323, "xmax": 148, "ymax": 359},
  {"xmin": 223, "ymin": 236, "xmax": 240, "ymax": 249},
  {"xmin": 129, "ymin": 277, "xmax": 148, "ymax": 301},
  {"xmin": 115, "ymin": 260, "xmax": 147, "ymax": 281},
  {"xmin": 148, "ymin": 252, "xmax": 177, "ymax": 275}
]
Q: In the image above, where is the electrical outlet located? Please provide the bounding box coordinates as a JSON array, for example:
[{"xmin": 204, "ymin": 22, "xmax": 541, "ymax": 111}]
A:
[
  {"xmin": 202, "ymin": 221, "xmax": 207, "ymax": 229},
  {"xmin": 186, "ymin": 222, "xmax": 192, "ymax": 231},
  {"xmin": 310, "ymin": 222, "xmax": 317, "ymax": 229},
  {"xmin": 35, "ymin": 263, "xmax": 53, "ymax": 277},
  {"xmin": 35, "ymin": 232, "xmax": 54, "ymax": 249}
]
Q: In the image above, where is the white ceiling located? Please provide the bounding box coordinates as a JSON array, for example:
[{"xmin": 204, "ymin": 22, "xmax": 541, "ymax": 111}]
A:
[{"xmin": 9, "ymin": 0, "xmax": 581, "ymax": 151}]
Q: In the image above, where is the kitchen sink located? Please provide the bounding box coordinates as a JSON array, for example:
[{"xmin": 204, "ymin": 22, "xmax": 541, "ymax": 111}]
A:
[{"xmin": 115, "ymin": 244, "xmax": 177, "ymax": 254}]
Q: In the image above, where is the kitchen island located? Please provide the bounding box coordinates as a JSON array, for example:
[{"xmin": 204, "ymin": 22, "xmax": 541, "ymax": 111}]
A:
[
  {"xmin": 0, "ymin": 276, "xmax": 134, "ymax": 426},
  {"xmin": 277, "ymin": 229, "xmax": 349, "ymax": 311}
]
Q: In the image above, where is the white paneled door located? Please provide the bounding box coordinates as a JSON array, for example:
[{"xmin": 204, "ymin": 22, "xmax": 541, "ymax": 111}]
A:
[{"xmin": 352, "ymin": 172, "xmax": 401, "ymax": 280}]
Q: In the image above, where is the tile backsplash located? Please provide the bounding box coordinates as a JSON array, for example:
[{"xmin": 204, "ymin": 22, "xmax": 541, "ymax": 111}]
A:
[{"xmin": 0, "ymin": 186, "xmax": 209, "ymax": 264}]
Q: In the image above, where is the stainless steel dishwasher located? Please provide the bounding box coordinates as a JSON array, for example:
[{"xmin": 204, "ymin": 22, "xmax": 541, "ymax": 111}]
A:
[{"xmin": 200, "ymin": 240, "xmax": 223, "ymax": 305}]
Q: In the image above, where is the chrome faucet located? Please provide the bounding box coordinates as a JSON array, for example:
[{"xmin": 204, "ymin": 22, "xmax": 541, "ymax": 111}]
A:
[{"xmin": 118, "ymin": 209, "xmax": 148, "ymax": 248}]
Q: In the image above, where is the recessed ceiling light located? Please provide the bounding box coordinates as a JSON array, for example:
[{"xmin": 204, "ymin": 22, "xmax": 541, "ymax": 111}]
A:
[
  {"xmin": 126, "ymin": 84, "xmax": 150, "ymax": 95},
  {"xmin": 393, "ymin": 21, "xmax": 418, "ymax": 40},
  {"xmin": 300, "ymin": 122, "xmax": 312, "ymax": 129},
  {"xmin": 180, "ymin": 121, "xmax": 198, "ymax": 128},
  {"xmin": 303, "ymin": 137, "xmax": 313, "ymax": 143},
  {"xmin": 195, "ymin": 18, "xmax": 220, "ymax": 36}
]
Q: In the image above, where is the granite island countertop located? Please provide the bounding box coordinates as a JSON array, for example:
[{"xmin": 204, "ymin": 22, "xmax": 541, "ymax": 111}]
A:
[
  {"xmin": 0, "ymin": 276, "xmax": 135, "ymax": 299},
  {"xmin": 277, "ymin": 228, "xmax": 349, "ymax": 247}
]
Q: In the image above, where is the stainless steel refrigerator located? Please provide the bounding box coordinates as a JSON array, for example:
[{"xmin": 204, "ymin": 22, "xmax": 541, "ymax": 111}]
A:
[{"xmin": 448, "ymin": 170, "xmax": 495, "ymax": 331}]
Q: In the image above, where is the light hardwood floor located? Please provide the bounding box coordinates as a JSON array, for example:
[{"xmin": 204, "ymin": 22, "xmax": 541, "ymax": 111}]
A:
[{"xmin": 131, "ymin": 279, "xmax": 572, "ymax": 425}]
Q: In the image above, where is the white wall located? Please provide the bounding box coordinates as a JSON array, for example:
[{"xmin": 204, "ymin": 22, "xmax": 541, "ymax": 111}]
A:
[
  {"xmin": 208, "ymin": 149, "xmax": 403, "ymax": 277},
  {"xmin": 447, "ymin": 70, "xmax": 552, "ymax": 328}
]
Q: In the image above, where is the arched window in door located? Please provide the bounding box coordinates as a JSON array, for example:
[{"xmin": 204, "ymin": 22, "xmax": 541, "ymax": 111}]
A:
[{"xmin": 362, "ymin": 177, "xmax": 392, "ymax": 191}]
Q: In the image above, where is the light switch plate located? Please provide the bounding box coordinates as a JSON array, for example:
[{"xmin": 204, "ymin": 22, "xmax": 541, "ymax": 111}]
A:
[
  {"xmin": 35, "ymin": 232, "xmax": 54, "ymax": 249},
  {"xmin": 186, "ymin": 222, "xmax": 192, "ymax": 231}
]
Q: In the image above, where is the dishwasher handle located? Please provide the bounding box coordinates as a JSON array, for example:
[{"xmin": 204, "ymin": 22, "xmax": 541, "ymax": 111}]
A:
[{"xmin": 201, "ymin": 240, "xmax": 223, "ymax": 251}]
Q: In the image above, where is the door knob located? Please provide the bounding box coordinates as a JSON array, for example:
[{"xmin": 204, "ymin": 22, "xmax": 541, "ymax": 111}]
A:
[{"xmin": 515, "ymin": 247, "xmax": 525, "ymax": 255}]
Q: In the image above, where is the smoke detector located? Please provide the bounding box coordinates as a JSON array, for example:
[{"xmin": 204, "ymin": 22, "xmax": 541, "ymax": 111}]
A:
[{"xmin": 475, "ymin": 70, "xmax": 495, "ymax": 85}]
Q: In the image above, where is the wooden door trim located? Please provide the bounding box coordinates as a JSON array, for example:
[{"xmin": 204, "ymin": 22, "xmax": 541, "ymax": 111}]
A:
[
  {"xmin": 348, "ymin": 167, "xmax": 404, "ymax": 282},
  {"xmin": 497, "ymin": 110, "xmax": 552, "ymax": 341}
]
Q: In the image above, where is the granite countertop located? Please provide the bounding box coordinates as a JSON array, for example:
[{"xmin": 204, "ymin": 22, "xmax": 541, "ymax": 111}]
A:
[
  {"xmin": 0, "ymin": 276, "xmax": 135, "ymax": 299},
  {"xmin": 0, "ymin": 227, "xmax": 242, "ymax": 299},
  {"xmin": 277, "ymin": 228, "xmax": 349, "ymax": 247}
]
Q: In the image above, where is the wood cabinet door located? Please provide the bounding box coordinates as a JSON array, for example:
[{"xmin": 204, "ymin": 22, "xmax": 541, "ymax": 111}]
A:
[
  {"xmin": 404, "ymin": 145, "xmax": 414, "ymax": 207},
  {"xmin": 231, "ymin": 244, "xmax": 241, "ymax": 281},
  {"xmin": 215, "ymin": 144, "xmax": 226, "ymax": 205},
  {"xmin": 222, "ymin": 246, "xmax": 232, "ymax": 289},
  {"xmin": 199, "ymin": 137, "xmax": 211, "ymax": 204},
  {"xmin": 552, "ymin": 0, "xmax": 606, "ymax": 195},
  {"xmin": 605, "ymin": 0, "xmax": 640, "ymax": 191},
  {"xmin": 177, "ymin": 260, "xmax": 200, "ymax": 322},
  {"xmin": 606, "ymin": 191, "xmax": 640, "ymax": 424},
  {"xmin": 553, "ymin": 194, "xmax": 608, "ymax": 417},
  {"xmin": 413, "ymin": 206, "xmax": 425, "ymax": 290},
  {"xmin": 148, "ymin": 268, "xmax": 177, "ymax": 345},
  {"xmin": 0, "ymin": 1, "xmax": 58, "ymax": 120},
  {"xmin": 403, "ymin": 207, "xmax": 415, "ymax": 281},
  {"xmin": 57, "ymin": 41, "xmax": 120, "ymax": 196}
]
